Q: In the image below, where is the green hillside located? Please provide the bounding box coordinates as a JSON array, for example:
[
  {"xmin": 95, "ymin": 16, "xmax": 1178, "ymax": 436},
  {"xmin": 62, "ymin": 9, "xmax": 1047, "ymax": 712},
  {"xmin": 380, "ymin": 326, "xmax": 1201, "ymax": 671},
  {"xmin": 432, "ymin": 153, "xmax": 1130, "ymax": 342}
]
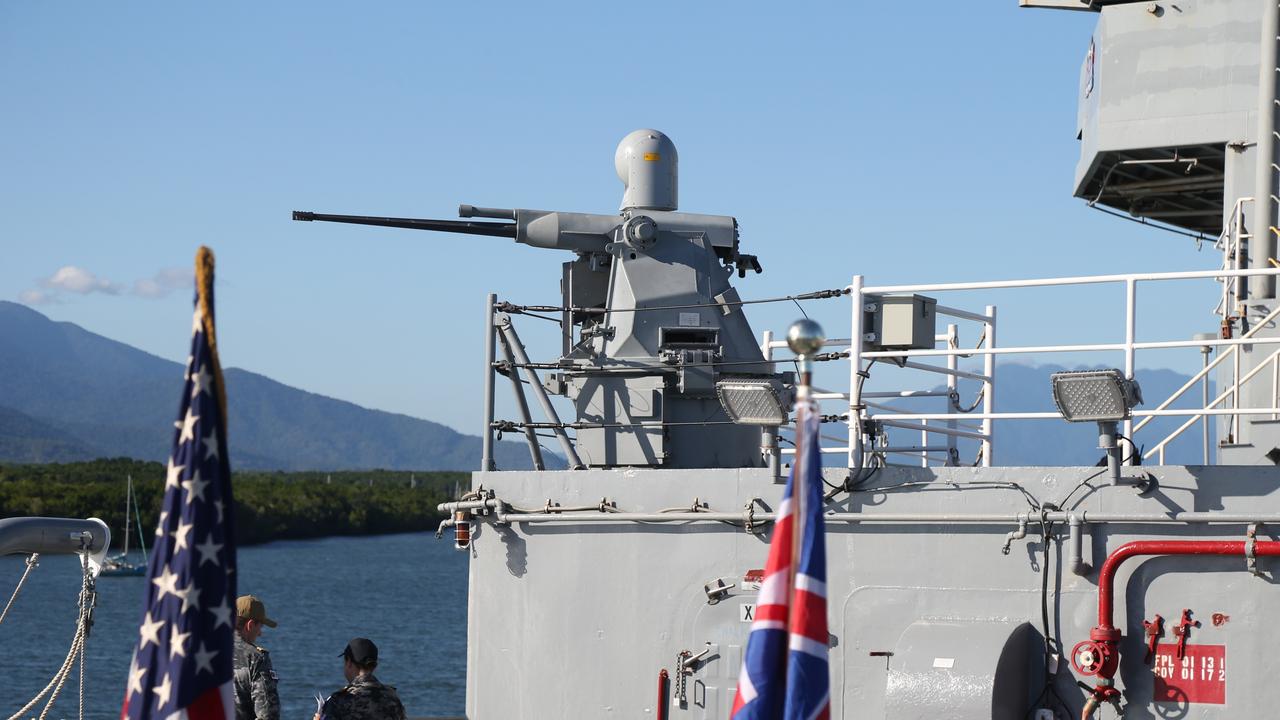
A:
[{"xmin": 0, "ymin": 458, "xmax": 464, "ymax": 546}]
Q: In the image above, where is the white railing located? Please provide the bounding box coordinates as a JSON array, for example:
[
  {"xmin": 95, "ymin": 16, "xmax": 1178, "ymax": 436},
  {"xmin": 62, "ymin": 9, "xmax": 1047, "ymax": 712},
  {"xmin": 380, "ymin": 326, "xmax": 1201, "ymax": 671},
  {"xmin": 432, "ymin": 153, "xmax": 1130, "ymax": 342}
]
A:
[
  {"xmin": 1214, "ymin": 197, "xmax": 1252, "ymax": 321},
  {"xmin": 765, "ymin": 267, "xmax": 1280, "ymax": 470}
]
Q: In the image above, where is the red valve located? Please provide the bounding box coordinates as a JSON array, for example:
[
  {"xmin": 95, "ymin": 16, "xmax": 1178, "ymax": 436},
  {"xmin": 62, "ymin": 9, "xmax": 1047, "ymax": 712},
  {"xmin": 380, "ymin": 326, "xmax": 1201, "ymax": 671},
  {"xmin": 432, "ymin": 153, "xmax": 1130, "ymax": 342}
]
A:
[
  {"xmin": 1173, "ymin": 609, "xmax": 1198, "ymax": 659},
  {"xmin": 1143, "ymin": 614, "xmax": 1164, "ymax": 664},
  {"xmin": 1071, "ymin": 640, "xmax": 1107, "ymax": 676}
]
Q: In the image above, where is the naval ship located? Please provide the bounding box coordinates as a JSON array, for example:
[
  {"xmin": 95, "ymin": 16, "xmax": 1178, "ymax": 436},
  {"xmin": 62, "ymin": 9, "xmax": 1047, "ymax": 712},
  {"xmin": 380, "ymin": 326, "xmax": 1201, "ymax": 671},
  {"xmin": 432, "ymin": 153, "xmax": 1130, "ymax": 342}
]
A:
[
  {"xmin": 293, "ymin": 1, "xmax": 1280, "ymax": 717},
  {"xmin": 7, "ymin": 0, "xmax": 1280, "ymax": 718}
]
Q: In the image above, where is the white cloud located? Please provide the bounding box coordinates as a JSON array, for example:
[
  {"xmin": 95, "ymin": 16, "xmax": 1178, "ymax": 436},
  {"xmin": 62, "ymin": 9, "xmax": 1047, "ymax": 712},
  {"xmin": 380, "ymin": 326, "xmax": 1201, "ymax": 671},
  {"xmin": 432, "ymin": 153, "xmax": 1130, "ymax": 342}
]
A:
[
  {"xmin": 18, "ymin": 288, "xmax": 60, "ymax": 305},
  {"xmin": 20, "ymin": 264, "xmax": 194, "ymax": 305},
  {"xmin": 41, "ymin": 265, "xmax": 123, "ymax": 295},
  {"xmin": 133, "ymin": 267, "xmax": 194, "ymax": 299}
]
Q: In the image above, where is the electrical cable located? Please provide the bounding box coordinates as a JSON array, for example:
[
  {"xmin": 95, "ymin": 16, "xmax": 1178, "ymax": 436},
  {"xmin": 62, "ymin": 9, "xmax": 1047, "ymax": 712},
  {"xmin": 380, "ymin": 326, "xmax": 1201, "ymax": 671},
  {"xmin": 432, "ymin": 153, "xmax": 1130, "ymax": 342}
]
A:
[
  {"xmin": 1087, "ymin": 204, "xmax": 1211, "ymax": 242},
  {"xmin": 1056, "ymin": 467, "xmax": 1113, "ymax": 510},
  {"xmin": 1024, "ymin": 509, "xmax": 1072, "ymax": 719}
]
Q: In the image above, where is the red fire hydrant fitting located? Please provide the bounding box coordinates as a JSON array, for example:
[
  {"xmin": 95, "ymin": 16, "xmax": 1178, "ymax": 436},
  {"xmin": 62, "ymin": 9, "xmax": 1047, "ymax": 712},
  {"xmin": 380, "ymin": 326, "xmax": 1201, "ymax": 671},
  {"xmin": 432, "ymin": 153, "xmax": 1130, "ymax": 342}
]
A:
[{"xmin": 1072, "ymin": 539, "xmax": 1280, "ymax": 714}]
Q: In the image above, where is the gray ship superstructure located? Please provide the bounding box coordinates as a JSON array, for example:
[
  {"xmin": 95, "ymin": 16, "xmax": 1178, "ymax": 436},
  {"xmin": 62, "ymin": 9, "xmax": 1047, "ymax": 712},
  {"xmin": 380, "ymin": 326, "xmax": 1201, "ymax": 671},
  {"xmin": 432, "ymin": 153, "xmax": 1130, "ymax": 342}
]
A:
[{"xmin": 299, "ymin": 1, "xmax": 1280, "ymax": 717}]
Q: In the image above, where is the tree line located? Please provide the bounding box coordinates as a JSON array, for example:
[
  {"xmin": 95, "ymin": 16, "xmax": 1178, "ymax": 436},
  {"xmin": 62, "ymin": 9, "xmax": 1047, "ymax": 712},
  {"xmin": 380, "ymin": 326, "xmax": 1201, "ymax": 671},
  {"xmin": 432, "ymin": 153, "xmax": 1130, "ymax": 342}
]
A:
[{"xmin": 0, "ymin": 458, "xmax": 467, "ymax": 546}]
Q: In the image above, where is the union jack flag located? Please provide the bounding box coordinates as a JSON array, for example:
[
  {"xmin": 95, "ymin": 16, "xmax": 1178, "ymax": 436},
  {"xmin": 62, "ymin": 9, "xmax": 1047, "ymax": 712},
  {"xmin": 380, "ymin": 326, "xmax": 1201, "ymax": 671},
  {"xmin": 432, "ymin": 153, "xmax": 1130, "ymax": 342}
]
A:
[
  {"xmin": 731, "ymin": 402, "xmax": 830, "ymax": 720},
  {"xmin": 122, "ymin": 247, "xmax": 237, "ymax": 720}
]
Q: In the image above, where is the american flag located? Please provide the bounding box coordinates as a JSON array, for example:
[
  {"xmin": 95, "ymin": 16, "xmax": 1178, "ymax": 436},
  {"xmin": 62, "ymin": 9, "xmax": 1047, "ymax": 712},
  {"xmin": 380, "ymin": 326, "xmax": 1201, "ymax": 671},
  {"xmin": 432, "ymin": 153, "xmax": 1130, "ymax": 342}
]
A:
[
  {"xmin": 122, "ymin": 247, "xmax": 237, "ymax": 720},
  {"xmin": 731, "ymin": 402, "xmax": 830, "ymax": 720}
]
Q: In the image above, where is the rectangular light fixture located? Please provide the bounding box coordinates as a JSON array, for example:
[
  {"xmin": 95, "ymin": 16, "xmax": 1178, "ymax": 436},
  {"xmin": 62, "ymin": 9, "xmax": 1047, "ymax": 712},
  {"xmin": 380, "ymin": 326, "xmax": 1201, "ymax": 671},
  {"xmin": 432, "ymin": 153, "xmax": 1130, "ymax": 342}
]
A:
[
  {"xmin": 1050, "ymin": 369, "xmax": 1142, "ymax": 422},
  {"xmin": 716, "ymin": 378, "xmax": 788, "ymax": 425}
]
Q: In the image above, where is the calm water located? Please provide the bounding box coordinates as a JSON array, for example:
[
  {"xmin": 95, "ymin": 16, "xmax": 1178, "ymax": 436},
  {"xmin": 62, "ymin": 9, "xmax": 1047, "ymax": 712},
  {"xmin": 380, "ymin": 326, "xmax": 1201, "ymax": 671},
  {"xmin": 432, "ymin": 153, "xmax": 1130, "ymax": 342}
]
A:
[{"xmin": 1, "ymin": 532, "xmax": 468, "ymax": 718}]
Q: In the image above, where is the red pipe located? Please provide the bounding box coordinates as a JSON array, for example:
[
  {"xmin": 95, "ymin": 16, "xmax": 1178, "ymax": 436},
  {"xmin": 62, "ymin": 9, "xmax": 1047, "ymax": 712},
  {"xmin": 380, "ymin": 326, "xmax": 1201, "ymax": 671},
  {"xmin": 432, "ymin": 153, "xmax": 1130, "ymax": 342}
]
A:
[
  {"xmin": 1076, "ymin": 538, "xmax": 1280, "ymax": 716},
  {"xmin": 1096, "ymin": 540, "xmax": 1280, "ymax": 630}
]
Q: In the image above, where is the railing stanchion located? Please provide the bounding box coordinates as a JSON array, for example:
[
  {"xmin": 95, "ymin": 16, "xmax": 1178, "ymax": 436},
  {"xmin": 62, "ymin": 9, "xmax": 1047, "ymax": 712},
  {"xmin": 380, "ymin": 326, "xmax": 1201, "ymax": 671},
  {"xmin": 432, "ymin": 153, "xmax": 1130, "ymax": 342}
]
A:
[
  {"xmin": 481, "ymin": 293, "xmax": 497, "ymax": 471},
  {"xmin": 945, "ymin": 324, "xmax": 958, "ymax": 466},
  {"xmin": 849, "ymin": 276, "xmax": 865, "ymax": 474},
  {"xmin": 1234, "ymin": 338, "xmax": 1242, "ymax": 442},
  {"xmin": 982, "ymin": 305, "xmax": 996, "ymax": 467},
  {"xmin": 1124, "ymin": 277, "xmax": 1137, "ymax": 462}
]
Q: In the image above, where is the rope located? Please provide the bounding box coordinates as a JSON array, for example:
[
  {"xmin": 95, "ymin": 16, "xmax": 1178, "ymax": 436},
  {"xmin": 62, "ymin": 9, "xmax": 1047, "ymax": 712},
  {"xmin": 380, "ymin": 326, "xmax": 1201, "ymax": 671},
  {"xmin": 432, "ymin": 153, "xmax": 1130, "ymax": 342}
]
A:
[
  {"xmin": 0, "ymin": 553, "xmax": 38, "ymax": 626},
  {"xmin": 6, "ymin": 550, "xmax": 94, "ymax": 720}
]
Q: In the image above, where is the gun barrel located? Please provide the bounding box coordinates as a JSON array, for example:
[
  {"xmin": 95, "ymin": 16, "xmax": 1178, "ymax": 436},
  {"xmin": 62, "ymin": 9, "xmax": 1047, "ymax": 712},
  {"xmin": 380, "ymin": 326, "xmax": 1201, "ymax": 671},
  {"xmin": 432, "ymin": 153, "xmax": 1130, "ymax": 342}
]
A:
[{"xmin": 292, "ymin": 211, "xmax": 516, "ymax": 238}]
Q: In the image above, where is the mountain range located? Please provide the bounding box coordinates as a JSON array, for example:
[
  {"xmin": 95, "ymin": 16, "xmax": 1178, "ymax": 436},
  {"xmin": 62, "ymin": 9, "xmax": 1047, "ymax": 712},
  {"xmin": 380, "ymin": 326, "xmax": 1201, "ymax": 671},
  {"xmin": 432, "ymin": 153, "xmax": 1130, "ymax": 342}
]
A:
[
  {"xmin": 0, "ymin": 300, "xmax": 1210, "ymax": 470},
  {"xmin": 0, "ymin": 301, "xmax": 554, "ymax": 470}
]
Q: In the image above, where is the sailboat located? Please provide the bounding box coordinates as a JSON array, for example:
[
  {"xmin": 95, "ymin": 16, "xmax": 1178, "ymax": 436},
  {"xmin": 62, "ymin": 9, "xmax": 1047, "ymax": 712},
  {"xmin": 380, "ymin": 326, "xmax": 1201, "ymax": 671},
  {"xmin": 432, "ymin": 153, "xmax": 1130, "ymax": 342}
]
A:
[{"xmin": 100, "ymin": 474, "xmax": 147, "ymax": 577}]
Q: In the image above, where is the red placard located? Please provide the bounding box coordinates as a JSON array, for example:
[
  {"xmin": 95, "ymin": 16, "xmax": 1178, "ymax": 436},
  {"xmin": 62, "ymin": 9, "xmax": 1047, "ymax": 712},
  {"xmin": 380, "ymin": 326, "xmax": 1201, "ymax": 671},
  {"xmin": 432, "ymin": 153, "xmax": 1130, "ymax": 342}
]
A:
[{"xmin": 1152, "ymin": 643, "xmax": 1226, "ymax": 705}]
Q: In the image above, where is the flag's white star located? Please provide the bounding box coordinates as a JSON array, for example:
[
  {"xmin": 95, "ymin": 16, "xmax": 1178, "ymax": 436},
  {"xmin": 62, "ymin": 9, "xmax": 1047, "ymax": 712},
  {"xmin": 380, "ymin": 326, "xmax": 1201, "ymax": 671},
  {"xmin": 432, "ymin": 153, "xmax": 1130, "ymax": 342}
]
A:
[
  {"xmin": 128, "ymin": 656, "xmax": 147, "ymax": 695},
  {"xmin": 153, "ymin": 671, "xmax": 173, "ymax": 707},
  {"xmin": 203, "ymin": 427, "xmax": 220, "ymax": 462},
  {"xmin": 181, "ymin": 470, "xmax": 208, "ymax": 505},
  {"xmin": 192, "ymin": 309, "xmax": 203, "ymax": 335},
  {"xmin": 190, "ymin": 364, "xmax": 213, "ymax": 399},
  {"xmin": 209, "ymin": 601, "xmax": 233, "ymax": 630},
  {"xmin": 214, "ymin": 499, "xmax": 225, "ymax": 524},
  {"xmin": 194, "ymin": 642, "xmax": 218, "ymax": 675},
  {"xmin": 165, "ymin": 458, "xmax": 185, "ymax": 490},
  {"xmin": 138, "ymin": 610, "xmax": 164, "ymax": 649},
  {"xmin": 173, "ymin": 518, "xmax": 194, "ymax": 552},
  {"xmin": 184, "ymin": 355, "xmax": 193, "ymax": 381},
  {"xmin": 151, "ymin": 565, "xmax": 179, "ymax": 602},
  {"xmin": 195, "ymin": 534, "xmax": 223, "ymax": 567},
  {"xmin": 179, "ymin": 409, "xmax": 200, "ymax": 445},
  {"xmin": 154, "ymin": 510, "xmax": 169, "ymax": 539},
  {"xmin": 168, "ymin": 625, "xmax": 191, "ymax": 661},
  {"xmin": 173, "ymin": 579, "xmax": 200, "ymax": 614}
]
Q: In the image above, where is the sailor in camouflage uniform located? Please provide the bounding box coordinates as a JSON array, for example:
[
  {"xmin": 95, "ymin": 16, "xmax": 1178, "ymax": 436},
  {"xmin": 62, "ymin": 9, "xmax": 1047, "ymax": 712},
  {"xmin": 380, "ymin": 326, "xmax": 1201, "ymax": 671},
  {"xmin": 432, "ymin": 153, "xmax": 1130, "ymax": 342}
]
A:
[
  {"xmin": 233, "ymin": 595, "xmax": 281, "ymax": 720},
  {"xmin": 316, "ymin": 638, "xmax": 407, "ymax": 720}
]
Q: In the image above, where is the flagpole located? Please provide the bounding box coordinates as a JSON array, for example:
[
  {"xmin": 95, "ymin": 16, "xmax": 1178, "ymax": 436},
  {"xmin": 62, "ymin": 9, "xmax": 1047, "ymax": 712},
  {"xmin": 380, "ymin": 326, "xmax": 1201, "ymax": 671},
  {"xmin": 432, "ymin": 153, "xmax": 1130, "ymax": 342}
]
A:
[{"xmin": 785, "ymin": 319, "xmax": 825, "ymax": 665}]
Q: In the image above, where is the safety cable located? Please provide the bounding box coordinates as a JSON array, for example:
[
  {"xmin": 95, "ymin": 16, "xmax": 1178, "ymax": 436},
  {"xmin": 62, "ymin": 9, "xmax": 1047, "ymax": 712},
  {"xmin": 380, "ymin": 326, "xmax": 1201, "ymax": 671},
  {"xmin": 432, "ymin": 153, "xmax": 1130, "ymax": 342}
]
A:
[{"xmin": 497, "ymin": 287, "xmax": 849, "ymax": 316}]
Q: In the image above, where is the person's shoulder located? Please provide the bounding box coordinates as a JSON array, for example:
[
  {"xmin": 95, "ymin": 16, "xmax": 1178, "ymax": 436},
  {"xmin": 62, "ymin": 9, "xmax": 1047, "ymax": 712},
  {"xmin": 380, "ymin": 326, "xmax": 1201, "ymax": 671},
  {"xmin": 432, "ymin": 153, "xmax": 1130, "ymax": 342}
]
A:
[{"xmin": 322, "ymin": 689, "xmax": 355, "ymax": 714}]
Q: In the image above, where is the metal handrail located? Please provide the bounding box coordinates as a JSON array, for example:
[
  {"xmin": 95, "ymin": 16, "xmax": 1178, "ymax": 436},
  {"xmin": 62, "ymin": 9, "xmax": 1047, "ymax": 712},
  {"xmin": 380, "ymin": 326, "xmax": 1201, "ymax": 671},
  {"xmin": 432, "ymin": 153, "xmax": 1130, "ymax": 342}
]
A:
[
  {"xmin": 1145, "ymin": 346, "xmax": 1280, "ymax": 462},
  {"xmin": 1132, "ymin": 302, "xmax": 1280, "ymax": 435},
  {"xmin": 783, "ymin": 266, "xmax": 1280, "ymax": 472}
]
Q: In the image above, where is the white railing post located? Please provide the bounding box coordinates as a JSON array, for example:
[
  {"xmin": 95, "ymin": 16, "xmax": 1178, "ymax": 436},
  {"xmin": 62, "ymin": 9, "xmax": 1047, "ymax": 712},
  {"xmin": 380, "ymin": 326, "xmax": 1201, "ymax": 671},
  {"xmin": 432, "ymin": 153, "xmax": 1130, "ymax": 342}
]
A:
[
  {"xmin": 1124, "ymin": 277, "xmax": 1137, "ymax": 462},
  {"xmin": 1233, "ymin": 340, "xmax": 1242, "ymax": 442},
  {"xmin": 849, "ymin": 275, "xmax": 865, "ymax": 473},
  {"xmin": 1202, "ymin": 347, "xmax": 1212, "ymax": 464},
  {"xmin": 1272, "ymin": 352, "xmax": 1279, "ymax": 422},
  {"xmin": 981, "ymin": 305, "xmax": 996, "ymax": 467},
  {"xmin": 946, "ymin": 323, "xmax": 959, "ymax": 466},
  {"xmin": 920, "ymin": 419, "xmax": 929, "ymax": 468}
]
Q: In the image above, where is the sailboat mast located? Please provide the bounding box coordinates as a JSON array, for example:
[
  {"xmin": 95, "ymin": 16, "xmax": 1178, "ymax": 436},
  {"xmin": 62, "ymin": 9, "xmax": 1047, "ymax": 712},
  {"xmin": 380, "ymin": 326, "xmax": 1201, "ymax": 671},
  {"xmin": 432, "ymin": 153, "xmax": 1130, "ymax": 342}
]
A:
[
  {"xmin": 122, "ymin": 474, "xmax": 132, "ymax": 556},
  {"xmin": 133, "ymin": 476, "xmax": 148, "ymax": 565}
]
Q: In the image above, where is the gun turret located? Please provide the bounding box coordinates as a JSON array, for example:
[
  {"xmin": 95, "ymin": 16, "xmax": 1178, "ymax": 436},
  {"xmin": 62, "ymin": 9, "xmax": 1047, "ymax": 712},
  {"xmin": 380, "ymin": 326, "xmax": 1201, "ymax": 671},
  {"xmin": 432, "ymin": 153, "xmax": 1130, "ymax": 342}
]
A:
[
  {"xmin": 292, "ymin": 130, "xmax": 774, "ymax": 470},
  {"xmin": 292, "ymin": 210, "xmax": 516, "ymax": 238}
]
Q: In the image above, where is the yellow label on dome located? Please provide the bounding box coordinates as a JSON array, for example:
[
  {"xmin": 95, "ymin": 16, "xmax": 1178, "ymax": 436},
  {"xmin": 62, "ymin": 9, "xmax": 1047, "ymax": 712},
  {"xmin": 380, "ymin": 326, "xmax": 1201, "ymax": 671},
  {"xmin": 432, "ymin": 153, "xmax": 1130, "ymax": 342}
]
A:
[{"xmin": 643, "ymin": 152, "xmax": 660, "ymax": 161}]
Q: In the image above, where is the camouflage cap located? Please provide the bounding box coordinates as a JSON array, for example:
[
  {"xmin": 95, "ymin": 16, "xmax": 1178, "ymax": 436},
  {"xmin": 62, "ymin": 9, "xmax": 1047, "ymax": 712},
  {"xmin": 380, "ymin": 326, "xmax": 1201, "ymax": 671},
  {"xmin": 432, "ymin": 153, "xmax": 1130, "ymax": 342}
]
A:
[{"xmin": 235, "ymin": 595, "xmax": 278, "ymax": 628}]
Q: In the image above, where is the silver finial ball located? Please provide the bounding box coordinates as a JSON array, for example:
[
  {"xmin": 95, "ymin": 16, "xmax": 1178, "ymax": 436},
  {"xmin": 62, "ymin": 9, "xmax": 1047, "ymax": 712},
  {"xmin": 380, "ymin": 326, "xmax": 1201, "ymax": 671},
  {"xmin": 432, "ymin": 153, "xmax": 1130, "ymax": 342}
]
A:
[{"xmin": 786, "ymin": 319, "xmax": 825, "ymax": 356}]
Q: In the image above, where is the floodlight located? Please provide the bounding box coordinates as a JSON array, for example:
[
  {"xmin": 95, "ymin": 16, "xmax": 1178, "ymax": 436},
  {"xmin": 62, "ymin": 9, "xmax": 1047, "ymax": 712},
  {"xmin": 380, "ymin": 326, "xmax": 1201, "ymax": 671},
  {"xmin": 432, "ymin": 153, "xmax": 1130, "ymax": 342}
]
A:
[
  {"xmin": 1050, "ymin": 369, "xmax": 1143, "ymax": 423},
  {"xmin": 716, "ymin": 378, "xmax": 788, "ymax": 426}
]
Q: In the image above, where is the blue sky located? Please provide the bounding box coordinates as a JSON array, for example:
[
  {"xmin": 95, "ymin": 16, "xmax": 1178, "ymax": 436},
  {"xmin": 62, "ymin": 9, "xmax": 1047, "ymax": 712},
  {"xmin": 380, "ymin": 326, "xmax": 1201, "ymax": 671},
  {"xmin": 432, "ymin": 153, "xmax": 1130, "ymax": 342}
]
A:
[{"xmin": 1, "ymin": 2, "xmax": 1223, "ymax": 435}]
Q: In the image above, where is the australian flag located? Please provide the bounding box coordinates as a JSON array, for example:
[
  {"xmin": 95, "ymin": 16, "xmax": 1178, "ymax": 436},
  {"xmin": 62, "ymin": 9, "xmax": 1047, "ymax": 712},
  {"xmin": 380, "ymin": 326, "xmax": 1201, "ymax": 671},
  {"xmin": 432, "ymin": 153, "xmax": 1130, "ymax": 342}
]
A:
[
  {"xmin": 122, "ymin": 247, "xmax": 237, "ymax": 720},
  {"xmin": 731, "ymin": 402, "xmax": 830, "ymax": 720}
]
